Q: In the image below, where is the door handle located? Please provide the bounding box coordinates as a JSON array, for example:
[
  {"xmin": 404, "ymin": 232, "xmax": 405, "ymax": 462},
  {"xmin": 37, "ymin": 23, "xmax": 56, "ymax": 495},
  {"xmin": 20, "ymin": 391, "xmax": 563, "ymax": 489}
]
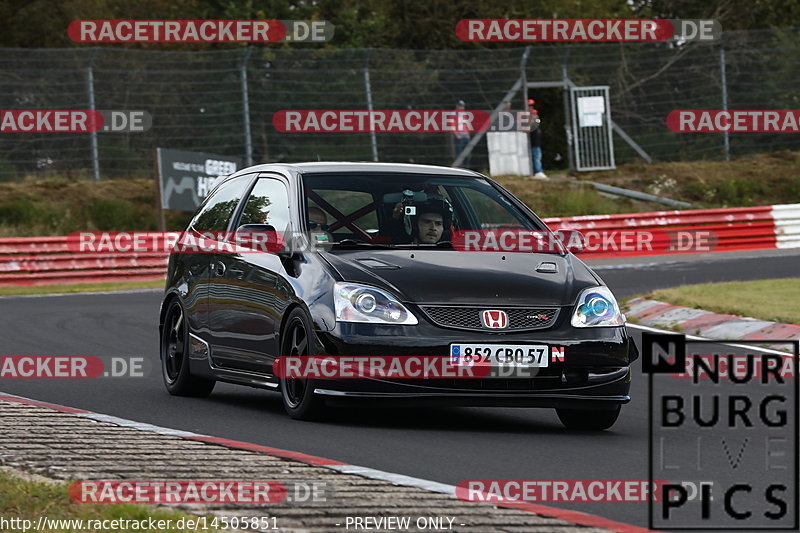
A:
[
  {"xmin": 230, "ymin": 269, "xmax": 245, "ymax": 280},
  {"xmin": 212, "ymin": 261, "xmax": 226, "ymax": 277}
]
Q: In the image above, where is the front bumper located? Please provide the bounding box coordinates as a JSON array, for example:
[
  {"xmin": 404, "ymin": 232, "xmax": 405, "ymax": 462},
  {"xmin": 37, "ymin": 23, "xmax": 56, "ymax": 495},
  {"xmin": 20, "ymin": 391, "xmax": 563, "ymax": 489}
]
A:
[
  {"xmin": 315, "ymin": 389, "xmax": 630, "ymax": 409},
  {"xmin": 309, "ymin": 319, "xmax": 635, "ymax": 405}
]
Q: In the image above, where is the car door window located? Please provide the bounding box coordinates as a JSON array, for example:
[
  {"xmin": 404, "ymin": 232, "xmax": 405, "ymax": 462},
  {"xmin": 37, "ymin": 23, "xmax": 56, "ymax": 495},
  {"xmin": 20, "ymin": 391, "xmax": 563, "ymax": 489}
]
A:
[
  {"xmin": 190, "ymin": 175, "xmax": 253, "ymax": 231},
  {"xmin": 238, "ymin": 177, "xmax": 291, "ymax": 232}
]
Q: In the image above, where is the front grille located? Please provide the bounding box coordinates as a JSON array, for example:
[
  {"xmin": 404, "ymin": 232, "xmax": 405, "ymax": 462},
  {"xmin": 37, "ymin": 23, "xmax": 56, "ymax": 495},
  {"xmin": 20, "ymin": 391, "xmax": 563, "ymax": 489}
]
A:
[{"xmin": 420, "ymin": 305, "xmax": 559, "ymax": 332}]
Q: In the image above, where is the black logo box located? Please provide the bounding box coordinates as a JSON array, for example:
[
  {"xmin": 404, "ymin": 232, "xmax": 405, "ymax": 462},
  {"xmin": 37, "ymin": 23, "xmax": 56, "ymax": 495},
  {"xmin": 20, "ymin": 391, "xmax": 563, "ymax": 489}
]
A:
[{"xmin": 643, "ymin": 332, "xmax": 799, "ymax": 531}]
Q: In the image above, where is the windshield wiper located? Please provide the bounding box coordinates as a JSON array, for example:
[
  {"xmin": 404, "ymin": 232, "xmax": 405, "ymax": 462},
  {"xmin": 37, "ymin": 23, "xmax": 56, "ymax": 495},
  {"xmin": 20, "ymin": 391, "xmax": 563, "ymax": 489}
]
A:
[
  {"xmin": 383, "ymin": 241, "xmax": 454, "ymax": 249},
  {"xmin": 333, "ymin": 239, "xmax": 394, "ymax": 249}
]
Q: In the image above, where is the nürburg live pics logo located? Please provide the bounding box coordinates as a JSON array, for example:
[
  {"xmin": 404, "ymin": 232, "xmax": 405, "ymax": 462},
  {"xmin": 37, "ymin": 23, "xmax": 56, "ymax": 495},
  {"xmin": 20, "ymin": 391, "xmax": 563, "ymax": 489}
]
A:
[{"xmin": 643, "ymin": 332, "xmax": 798, "ymax": 530}]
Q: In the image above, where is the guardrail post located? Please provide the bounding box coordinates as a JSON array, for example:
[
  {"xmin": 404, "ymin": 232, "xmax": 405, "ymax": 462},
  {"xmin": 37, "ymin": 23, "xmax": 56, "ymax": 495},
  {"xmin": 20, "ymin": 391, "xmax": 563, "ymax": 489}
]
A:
[
  {"xmin": 720, "ymin": 35, "xmax": 730, "ymax": 162},
  {"xmin": 87, "ymin": 48, "xmax": 100, "ymax": 181},
  {"xmin": 241, "ymin": 47, "xmax": 253, "ymax": 167}
]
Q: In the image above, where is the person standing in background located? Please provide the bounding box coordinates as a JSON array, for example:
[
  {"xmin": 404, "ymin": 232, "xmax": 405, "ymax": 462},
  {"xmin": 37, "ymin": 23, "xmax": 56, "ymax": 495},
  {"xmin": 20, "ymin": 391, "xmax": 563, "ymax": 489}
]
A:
[
  {"xmin": 528, "ymin": 99, "xmax": 547, "ymax": 179},
  {"xmin": 452, "ymin": 100, "xmax": 471, "ymax": 168}
]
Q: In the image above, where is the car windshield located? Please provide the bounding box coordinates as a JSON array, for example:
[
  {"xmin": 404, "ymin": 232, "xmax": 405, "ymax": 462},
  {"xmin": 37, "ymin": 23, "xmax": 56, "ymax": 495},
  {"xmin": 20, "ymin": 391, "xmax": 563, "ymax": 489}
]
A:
[{"xmin": 301, "ymin": 172, "xmax": 544, "ymax": 248}]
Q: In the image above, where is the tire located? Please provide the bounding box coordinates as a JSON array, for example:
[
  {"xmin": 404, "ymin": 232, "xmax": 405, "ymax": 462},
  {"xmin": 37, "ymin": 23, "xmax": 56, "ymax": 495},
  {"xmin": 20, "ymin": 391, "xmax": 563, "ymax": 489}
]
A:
[
  {"xmin": 556, "ymin": 404, "xmax": 621, "ymax": 431},
  {"xmin": 161, "ymin": 299, "xmax": 215, "ymax": 397},
  {"xmin": 279, "ymin": 308, "xmax": 326, "ymax": 420}
]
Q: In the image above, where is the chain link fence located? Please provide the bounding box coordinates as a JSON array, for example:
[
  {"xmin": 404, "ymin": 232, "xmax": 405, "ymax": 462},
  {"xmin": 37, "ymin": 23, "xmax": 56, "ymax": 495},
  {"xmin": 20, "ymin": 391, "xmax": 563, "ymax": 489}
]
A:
[{"xmin": 1, "ymin": 27, "xmax": 799, "ymax": 181}]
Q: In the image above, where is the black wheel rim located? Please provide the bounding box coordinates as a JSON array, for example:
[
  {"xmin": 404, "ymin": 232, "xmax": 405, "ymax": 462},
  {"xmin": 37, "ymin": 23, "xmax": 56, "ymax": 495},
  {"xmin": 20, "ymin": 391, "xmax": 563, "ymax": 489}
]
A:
[
  {"xmin": 164, "ymin": 305, "xmax": 184, "ymax": 383},
  {"xmin": 283, "ymin": 317, "xmax": 309, "ymax": 408}
]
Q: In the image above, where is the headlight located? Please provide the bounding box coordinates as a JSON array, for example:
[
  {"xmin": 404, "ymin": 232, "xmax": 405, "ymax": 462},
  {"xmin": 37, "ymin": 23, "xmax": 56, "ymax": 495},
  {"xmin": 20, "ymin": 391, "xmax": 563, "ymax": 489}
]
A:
[
  {"xmin": 334, "ymin": 282, "xmax": 418, "ymax": 325},
  {"xmin": 571, "ymin": 286, "xmax": 625, "ymax": 327}
]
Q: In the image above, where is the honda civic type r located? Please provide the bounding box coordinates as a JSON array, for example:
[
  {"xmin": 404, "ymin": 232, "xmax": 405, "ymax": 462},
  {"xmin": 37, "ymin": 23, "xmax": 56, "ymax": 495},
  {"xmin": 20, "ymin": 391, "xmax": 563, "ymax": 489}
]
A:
[{"xmin": 159, "ymin": 162, "xmax": 638, "ymax": 430}]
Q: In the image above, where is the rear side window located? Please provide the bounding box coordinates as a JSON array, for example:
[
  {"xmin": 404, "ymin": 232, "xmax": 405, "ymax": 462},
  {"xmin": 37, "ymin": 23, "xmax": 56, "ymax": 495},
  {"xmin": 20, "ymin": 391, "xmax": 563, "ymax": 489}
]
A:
[
  {"xmin": 190, "ymin": 175, "xmax": 252, "ymax": 231},
  {"xmin": 238, "ymin": 177, "xmax": 291, "ymax": 232}
]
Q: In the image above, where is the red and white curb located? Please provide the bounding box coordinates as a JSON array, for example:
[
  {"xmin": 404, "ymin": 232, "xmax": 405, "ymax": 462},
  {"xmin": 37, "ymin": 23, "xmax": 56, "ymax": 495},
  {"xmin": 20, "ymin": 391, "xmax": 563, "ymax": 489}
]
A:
[
  {"xmin": 0, "ymin": 392, "xmax": 655, "ymax": 533},
  {"xmin": 626, "ymin": 297, "xmax": 800, "ymax": 351}
]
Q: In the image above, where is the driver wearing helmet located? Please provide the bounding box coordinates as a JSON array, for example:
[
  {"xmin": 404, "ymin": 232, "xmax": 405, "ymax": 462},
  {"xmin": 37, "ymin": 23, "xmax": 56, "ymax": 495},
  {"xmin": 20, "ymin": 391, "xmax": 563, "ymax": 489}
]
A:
[
  {"xmin": 391, "ymin": 195, "xmax": 453, "ymax": 244},
  {"xmin": 413, "ymin": 198, "xmax": 452, "ymax": 244}
]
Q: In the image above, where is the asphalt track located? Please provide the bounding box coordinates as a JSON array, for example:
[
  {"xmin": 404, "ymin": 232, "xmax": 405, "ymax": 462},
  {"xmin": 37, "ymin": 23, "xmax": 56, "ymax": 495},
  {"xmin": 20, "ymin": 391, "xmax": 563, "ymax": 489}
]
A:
[{"xmin": 1, "ymin": 249, "xmax": 798, "ymax": 529}]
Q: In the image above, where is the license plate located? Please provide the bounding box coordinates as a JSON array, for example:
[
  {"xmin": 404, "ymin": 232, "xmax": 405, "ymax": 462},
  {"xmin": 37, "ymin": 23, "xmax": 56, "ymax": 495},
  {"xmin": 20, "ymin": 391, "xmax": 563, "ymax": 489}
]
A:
[{"xmin": 449, "ymin": 344, "xmax": 549, "ymax": 367}]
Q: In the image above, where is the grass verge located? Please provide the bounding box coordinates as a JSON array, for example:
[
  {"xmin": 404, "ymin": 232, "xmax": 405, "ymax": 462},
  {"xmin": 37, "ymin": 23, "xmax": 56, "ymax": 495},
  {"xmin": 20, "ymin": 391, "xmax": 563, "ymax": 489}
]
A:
[
  {"xmin": 579, "ymin": 150, "xmax": 800, "ymax": 208},
  {"xmin": 0, "ymin": 470, "xmax": 211, "ymax": 533},
  {"xmin": 0, "ymin": 178, "xmax": 193, "ymax": 237},
  {"xmin": 642, "ymin": 278, "xmax": 800, "ymax": 325},
  {"xmin": 492, "ymin": 177, "xmax": 667, "ymax": 217},
  {"xmin": 0, "ymin": 280, "xmax": 164, "ymax": 297},
  {"xmin": 1, "ymin": 150, "xmax": 799, "ymax": 235}
]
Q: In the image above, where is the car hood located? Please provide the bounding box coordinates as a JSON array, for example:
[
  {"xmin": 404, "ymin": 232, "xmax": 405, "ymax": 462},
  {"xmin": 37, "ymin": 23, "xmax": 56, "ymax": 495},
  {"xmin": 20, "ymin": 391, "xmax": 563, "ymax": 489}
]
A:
[{"xmin": 319, "ymin": 249, "xmax": 601, "ymax": 306}]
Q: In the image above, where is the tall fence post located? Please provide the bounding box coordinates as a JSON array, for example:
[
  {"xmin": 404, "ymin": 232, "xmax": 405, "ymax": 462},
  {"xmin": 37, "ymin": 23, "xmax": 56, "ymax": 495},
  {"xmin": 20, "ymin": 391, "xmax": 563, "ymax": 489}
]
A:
[
  {"xmin": 719, "ymin": 36, "xmax": 730, "ymax": 162},
  {"xmin": 364, "ymin": 54, "xmax": 379, "ymax": 161},
  {"xmin": 521, "ymin": 46, "xmax": 531, "ymax": 108},
  {"xmin": 241, "ymin": 47, "xmax": 253, "ymax": 166},
  {"xmin": 520, "ymin": 46, "xmax": 533, "ymax": 174},
  {"xmin": 561, "ymin": 47, "xmax": 575, "ymax": 172},
  {"xmin": 87, "ymin": 48, "xmax": 100, "ymax": 181}
]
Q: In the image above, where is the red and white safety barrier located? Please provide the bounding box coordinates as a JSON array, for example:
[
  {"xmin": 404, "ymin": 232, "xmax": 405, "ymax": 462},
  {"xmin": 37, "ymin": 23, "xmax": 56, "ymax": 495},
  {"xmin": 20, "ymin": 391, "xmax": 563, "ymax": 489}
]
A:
[
  {"xmin": 772, "ymin": 204, "xmax": 800, "ymax": 249},
  {"xmin": 0, "ymin": 203, "xmax": 798, "ymax": 286},
  {"xmin": 543, "ymin": 203, "xmax": 800, "ymax": 258},
  {"xmin": 0, "ymin": 238, "xmax": 169, "ymax": 287}
]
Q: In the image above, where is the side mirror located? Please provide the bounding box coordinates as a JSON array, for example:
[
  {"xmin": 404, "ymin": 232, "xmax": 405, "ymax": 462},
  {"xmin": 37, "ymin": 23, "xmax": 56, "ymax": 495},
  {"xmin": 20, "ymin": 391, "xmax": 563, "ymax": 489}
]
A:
[
  {"xmin": 234, "ymin": 224, "xmax": 284, "ymax": 253},
  {"xmin": 553, "ymin": 229, "xmax": 586, "ymax": 254}
]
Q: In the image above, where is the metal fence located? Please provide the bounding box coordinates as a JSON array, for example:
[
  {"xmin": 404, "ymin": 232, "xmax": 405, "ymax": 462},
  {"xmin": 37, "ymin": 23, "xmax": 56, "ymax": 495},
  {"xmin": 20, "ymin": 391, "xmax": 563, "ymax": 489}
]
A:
[{"xmin": 1, "ymin": 27, "xmax": 799, "ymax": 181}]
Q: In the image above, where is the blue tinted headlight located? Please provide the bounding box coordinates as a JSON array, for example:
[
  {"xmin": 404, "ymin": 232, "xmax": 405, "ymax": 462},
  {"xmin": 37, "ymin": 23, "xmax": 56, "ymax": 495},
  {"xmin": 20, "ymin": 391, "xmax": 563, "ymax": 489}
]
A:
[{"xmin": 572, "ymin": 287, "xmax": 624, "ymax": 327}]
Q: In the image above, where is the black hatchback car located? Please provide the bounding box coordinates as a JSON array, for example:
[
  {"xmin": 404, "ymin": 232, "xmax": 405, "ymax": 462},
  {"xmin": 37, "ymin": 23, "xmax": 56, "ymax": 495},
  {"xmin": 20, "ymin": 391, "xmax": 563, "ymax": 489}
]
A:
[{"xmin": 160, "ymin": 162, "xmax": 638, "ymax": 430}]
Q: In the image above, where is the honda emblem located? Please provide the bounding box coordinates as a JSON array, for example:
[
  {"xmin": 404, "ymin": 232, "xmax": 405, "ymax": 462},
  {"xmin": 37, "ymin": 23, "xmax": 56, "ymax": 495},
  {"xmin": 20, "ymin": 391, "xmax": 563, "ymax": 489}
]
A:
[{"xmin": 482, "ymin": 310, "xmax": 508, "ymax": 329}]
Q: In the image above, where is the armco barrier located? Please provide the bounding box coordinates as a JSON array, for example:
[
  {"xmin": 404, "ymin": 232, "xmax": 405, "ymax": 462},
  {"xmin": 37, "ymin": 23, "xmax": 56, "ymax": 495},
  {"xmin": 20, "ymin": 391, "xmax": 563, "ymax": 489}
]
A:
[
  {"xmin": 0, "ymin": 236, "xmax": 170, "ymax": 287},
  {"xmin": 543, "ymin": 204, "xmax": 800, "ymax": 259},
  {"xmin": 0, "ymin": 204, "xmax": 798, "ymax": 286},
  {"xmin": 773, "ymin": 204, "xmax": 800, "ymax": 249}
]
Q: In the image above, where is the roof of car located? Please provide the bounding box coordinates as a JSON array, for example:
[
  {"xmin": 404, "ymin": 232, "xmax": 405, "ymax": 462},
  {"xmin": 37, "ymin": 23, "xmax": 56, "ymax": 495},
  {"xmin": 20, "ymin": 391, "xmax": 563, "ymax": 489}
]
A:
[{"xmin": 234, "ymin": 161, "xmax": 482, "ymax": 178}]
